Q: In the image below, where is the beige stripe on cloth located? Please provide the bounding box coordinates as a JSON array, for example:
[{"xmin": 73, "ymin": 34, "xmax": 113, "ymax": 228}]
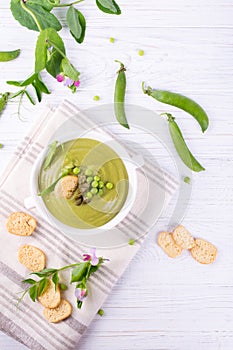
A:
[{"xmin": 0, "ymin": 101, "xmax": 178, "ymax": 350}]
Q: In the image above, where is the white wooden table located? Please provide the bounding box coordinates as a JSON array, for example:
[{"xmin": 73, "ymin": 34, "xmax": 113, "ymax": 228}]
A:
[{"xmin": 1, "ymin": 1, "xmax": 233, "ymax": 349}]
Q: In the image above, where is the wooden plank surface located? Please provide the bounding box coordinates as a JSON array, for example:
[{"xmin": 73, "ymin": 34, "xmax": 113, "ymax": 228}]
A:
[{"xmin": 0, "ymin": 0, "xmax": 233, "ymax": 349}]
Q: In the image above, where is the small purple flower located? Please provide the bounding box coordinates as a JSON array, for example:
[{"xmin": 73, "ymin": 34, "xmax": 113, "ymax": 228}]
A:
[
  {"xmin": 56, "ymin": 74, "xmax": 64, "ymax": 83},
  {"xmin": 83, "ymin": 254, "xmax": 91, "ymax": 262},
  {"xmin": 83, "ymin": 248, "xmax": 99, "ymax": 266},
  {"xmin": 75, "ymin": 288, "xmax": 87, "ymax": 302},
  {"xmin": 74, "ymin": 80, "xmax": 80, "ymax": 87},
  {"xmin": 64, "ymin": 78, "xmax": 74, "ymax": 87},
  {"xmin": 47, "ymin": 45, "xmax": 54, "ymax": 52}
]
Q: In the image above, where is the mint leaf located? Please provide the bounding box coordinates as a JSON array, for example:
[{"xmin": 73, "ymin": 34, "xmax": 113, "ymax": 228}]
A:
[
  {"xmin": 96, "ymin": 0, "xmax": 121, "ymax": 15},
  {"xmin": 61, "ymin": 58, "xmax": 80, "ymax": 81},
  {"xmin": 66, "ymin": 6, "xmax": 86, "ymax": 44},
  {"xmin": 38, "ymin": 278, "xmax": 48, "ymax": 296},
  {"xmin": 29, "ymin": 285, "xmax": 38, "ymax": 302},
  {"xmin": 35, "ymin": 28, "xmax": 65, "ymax": 75},
  {"xmin": 71, "ymin": 262, "xmax": 89, "ymax": 283},
  {"xmin": 10, "ymin": 0, "xmax": 62, "ymax": 32}
]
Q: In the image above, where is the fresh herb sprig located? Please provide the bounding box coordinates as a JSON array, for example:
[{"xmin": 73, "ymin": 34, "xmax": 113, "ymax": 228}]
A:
[
  {"xmin": 0, "ymin": 0, "xmax": 121, "ymax": 117},
  {"xmin": 20, "ymin": 248, "xmax": 107, "ymax": 309}
]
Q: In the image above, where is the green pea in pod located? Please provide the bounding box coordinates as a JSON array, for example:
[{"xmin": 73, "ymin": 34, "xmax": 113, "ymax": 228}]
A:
[
  {"xmin": 114, "ymin": 60, "xmax": 129, "ymax": 129},
  {"xmin": 0, "ymin": 93, "xmax": 10, "ymax": 115},
  {"xmin": 142, "ymin": 82, "xmax": 209, "ymax": 133},
  {"xmin": 163, "ymin": 113, "xmax": 205, "ymax": 172},
  {"xmin": 0, "ymin": 49, "xmax": 20, "ymax": 62}
]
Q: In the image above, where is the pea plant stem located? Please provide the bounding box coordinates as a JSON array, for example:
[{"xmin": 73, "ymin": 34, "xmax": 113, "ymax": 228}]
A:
[
  {"xmin": 54, "ymin": 0, "xmax": 85, "ymax": 7},
  {"xmin": 20, "ymin": 0, "xmax": 42, "ymax": 32}
]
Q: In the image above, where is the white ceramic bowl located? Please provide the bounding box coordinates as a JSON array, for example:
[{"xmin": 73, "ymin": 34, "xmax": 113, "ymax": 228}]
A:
[{"xmin": 25, "ymin": 130, "xmax": 140, "ymax": 243}]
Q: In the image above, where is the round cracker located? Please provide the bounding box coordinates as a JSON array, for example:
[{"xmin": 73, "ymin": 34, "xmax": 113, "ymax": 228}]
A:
[
  {"xmin": 61, "ymin": 175, "xmax": 79, "ymax": 199},
  {"xmin": 6, "ymin": 212, "xmax": 37, "ymax": 236},
  {"xmin": 172, "ymin": 225, "xmax": 195, "ymax": 249},
  {"xmin": 38, "ymin": 279, "xmax": 61, "ymax": 309},
  {"xmin": 190, "ymin": 238, "xmax": 217, "ymax": 264},
  {"xmin": 18, "ymin": 245, "xmax": 46, "ymax": 272},
  {"xmin": 158, "ymin": 231, "xmax": 183, "ymax": 258},
  {"xmin": 43, "ymin": 299, "xmax": 72, "ymax": 323}
]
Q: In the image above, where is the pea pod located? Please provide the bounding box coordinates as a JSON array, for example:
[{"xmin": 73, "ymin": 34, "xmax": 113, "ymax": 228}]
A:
[
  {"xmin": 164, "ymin": 113, "xmax": 205, "ymax": 172},
  {"xmin": 0, "ymin": 93, "xmax": 9, "ymax": 115},
  {"xmin": 142, "ymin": 82, "xmax": 209, "ymax": 132},
  {"xmin": 0, "ymin": 49, "xmax": 20, "ymax": 62},
  {"xmin": 114, "ymin": 60, "xmax": 129, "ymax": 129}
]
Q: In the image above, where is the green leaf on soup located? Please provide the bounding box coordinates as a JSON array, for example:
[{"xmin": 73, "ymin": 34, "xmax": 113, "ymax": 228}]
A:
[
  {"xmin": 66, "ymin": 6, "xmax": 86, "ymax": 44},
  {"xmin": 43, "ymin": 140, "xmax": 59, "ymax": 170},
  {"xmin": 96, "ymin": 0, "xmax": 121, "ymax": 15}
]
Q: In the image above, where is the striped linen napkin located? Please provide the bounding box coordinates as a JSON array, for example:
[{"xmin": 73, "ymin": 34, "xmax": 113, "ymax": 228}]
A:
[{"xmin": 0, "ymin": 100, "xmax": 178, "ymax": 350}]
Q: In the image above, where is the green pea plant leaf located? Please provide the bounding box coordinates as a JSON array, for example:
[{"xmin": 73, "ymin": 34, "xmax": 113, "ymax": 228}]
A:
[
  {"xmin": 66, "ymin": 6, "xmax": 86, "ymax": 44},
  {"xmin": 0, "ymin": 0, "xmax": 121, "ymax": 122},
  {"xmin": 18, "ymin": 249, "xmax": 108, "ymax": 310},
  {"xmin": 96, "ymin": 0, "xmax": 121, "ymax": 15}
]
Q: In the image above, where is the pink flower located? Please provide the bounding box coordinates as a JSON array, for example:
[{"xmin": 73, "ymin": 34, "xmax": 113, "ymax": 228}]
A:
[
  {"xmin": 64, "ymin": 78, "xmax": 74, "ymax": 87},
  {"xmin": 83, "ymin": 248, "xmax": 99, "ymax": 266},
  {"xmin": 74, "ymin": 80, "xmax": 80, "ymax": 87},
  {"xmin": 56, "ymin": 74, "xmax": 64, "ymax": 83},
  {"xmin": 75, "ymin": 288, "xmax": 87, "ymax": 302}
]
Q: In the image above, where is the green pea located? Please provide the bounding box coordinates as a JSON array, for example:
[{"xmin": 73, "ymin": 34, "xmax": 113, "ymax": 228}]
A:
[
  {"xmin": 142, "ymin": 82, "xmax": 209, "ymax": 133},
  {"xmin": 92, "ymin": 181, "xmax": 99, "ymax": 188},
  {"xmin": 85, "ymin": 169, "xmax": 93, "ymax": 176},
  {"xmin": 106, "ymin": 182, "xmax": 113, "ymax": 190},
  {"xmin": 93, "ymin": 95, "xmax": 100, "ymax": 101},
  {"xmin": 98, "ymin": 189, "xmax": 103, "ymax": 196},
  {"xmin": 73, "ymin": 167, "xmax": 80, "ymax": 175},
  {"xmin": 128, "ymin": 239, "xmax": 135, "ymax": 245},
  {"xmin": 184, "ymin": 176, "xmax": 191, "ymax": 184},
  {"xmin": 86, "ymin": 176, "xmax": 93, "ymax": 183},
  {"xmin": 60, "ymin": 283, "xmax": 68, "ymax": 291},
  {"xmin": 91, "ymin": 188, "xmax": 98, "ymax": 195},
  {"xmin": 86, "ymin": 192, "xmax": 93, "ymax": 199},
  {"xmin": 114, "ymin": 60, "xmax": 129, "ymax": 129},
  {"xmin": 0, "ymin": 143, "xmax": 3, "ymax": 149},
  {"xmin": 109, "ymin": 37, "xmax": 115, "ymax": 43},
  {"xmin": 98, "ymin": 309, "xmax": 104, "ymax": 316},
  {"xmin": 138, "ymin": 49, "xmax": 144, "ymax": 56},
  {"xmin": 165, "ymin": 113, "xmax": 205, "ymax": 172},
  {"xmin": 98, "ymin": 181, "xmax": 104, "ymax": 188},
  {"xmin": 94, "ymin": 175, "xmax": 100, "ymax": 181}
]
